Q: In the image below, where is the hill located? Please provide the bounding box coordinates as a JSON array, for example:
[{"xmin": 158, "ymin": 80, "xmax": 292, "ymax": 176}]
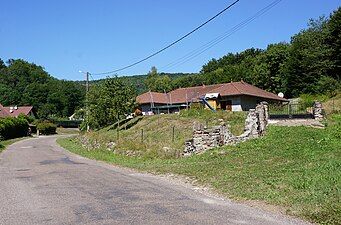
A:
[
  {"xmin": 0, "ymin": 59, "xmax": 85, "ymax": 118},
  {"xmin": 81, "ymin": 72, "xmax": 197, "ymax": 95}
]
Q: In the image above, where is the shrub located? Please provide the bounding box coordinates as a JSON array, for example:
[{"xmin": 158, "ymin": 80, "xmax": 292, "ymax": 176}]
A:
[
  {"xmin": 37, "ymin": 121, "xmax": 57, "ymax": 135},
  {"xmin": 299, "ymin": 93, "xmax": 329, "ymax": 108},
  {"xmin": 0, "ymin": 117, "xmax": 29, "ymax": 140},
  {"xmin": 17, "ymin": 113, "xmax": 35, "ymax": 124}
]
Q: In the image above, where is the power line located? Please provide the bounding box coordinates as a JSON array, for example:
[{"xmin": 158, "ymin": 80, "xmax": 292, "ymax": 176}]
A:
[
  {"xmin": 91, "ymin": 0, "xmax": 241, "ymax": 76},
  {"xmin": 160, "ymin": 0, "xmax": 282, "ymax": 71}
]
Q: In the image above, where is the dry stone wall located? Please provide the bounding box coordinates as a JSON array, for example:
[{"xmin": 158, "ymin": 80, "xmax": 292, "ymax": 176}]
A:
[
  {"xmin": 184, "ymin": 102, "xmax": 269, "ymax": 156},
  {"xmin": 313, "ymin": 101, "xmax": 324, "ymax": 120}
]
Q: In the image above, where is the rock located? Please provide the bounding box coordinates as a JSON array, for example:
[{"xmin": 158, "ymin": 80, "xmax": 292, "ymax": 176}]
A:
[{"xmin": 184, "ymin": 102, "xmax": 269, "ymax": 155}]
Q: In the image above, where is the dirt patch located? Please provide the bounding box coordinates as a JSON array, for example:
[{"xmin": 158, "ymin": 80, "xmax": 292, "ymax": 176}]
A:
[{"xmin": 269, "ymin": 119, "xmax": 324, "ymax": 128}]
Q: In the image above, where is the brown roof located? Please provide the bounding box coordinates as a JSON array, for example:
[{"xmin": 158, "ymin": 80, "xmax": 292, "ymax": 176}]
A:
[
  {"xmin": 137, "ymin": 81, "xmax": 287, "ymax": 104},
  {"xmin": 136, "ymin": 92, "xmax": 171, "ymax": 104},
  {"xmin": 2, "ymin": 106, "xmax": 34, "ymax": 117},
  {"xmin": 0, "ymin": 104, "xmax": 10, "ymax": 118}
]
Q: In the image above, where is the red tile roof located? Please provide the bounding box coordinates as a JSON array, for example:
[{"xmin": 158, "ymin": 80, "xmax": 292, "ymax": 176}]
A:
[
  {"xmin": 0, "ymin": 104, "xmax": 10, "ymax": 118},
  {"xmin": 137, "ymin": 81, "xmax": 287, "ymax": 104},
  {"xmin": 2, "ymin": 106, "xmax": 34, "ymax": 117},
  {"xmin": 136, "ymin": 92, "xmax": 170, "ymax": 104}
]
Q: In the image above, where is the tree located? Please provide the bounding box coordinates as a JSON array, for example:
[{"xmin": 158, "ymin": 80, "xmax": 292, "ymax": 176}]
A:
[
  {"xmin": 86, "ymin": 77, "xmax": 137, "ymax": 129},
  {"xmin": 326, "ymin": 7, "xmax": 341, "ymax": 81},
  {"xmin": 283, "ymin": 17, "xmax": 333, "ymax": 97},
  {"xmin": 0, "ymin": 59, "xmax": 85, "ymax": 118},
  {"xmin": 144, "ymin": 67, "xmax": 172, "ymax": 92},
  {"xmin": 251, "ymin": 43, "xmax": 289, "ymax": 94}
]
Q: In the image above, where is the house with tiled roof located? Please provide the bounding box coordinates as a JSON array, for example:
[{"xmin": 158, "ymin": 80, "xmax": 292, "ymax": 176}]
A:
[
  {"xmin": 136, "ymin": 81, "xmax": 288, "ymax": 114},
  {"xmin": 0, "ymin": 104, "xmax": 35, "ymax": 118},
  {"xmin": 0, "ymin": 104, "xmax": 10, "ymax": 118}
]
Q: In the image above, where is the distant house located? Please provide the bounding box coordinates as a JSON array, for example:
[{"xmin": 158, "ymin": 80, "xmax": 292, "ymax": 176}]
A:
[
  {"xmin": 136, "ymin": 81, "xmax": 287, "ymax": 114},
  {"xmin": 0, "ymin": 104, "xmax": 35, "ymax": 118},
  {"xmin": 0, "ymin": 104, "xmax": 9, "ymax": 118}
]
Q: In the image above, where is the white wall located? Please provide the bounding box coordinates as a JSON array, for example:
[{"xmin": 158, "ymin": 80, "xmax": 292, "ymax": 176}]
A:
[
  {"xmin": 231, "ymin": 96, "xmax": 243, "ymax": 112},
  {"xmin": 240, "ymin": 96, "xmax": 259, "ymax": 111}
]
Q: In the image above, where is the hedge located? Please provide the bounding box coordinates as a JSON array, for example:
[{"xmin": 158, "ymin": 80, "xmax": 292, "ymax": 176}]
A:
[
  {"xmin": 0, "ymin": 117, "xmax": 29, "ymax": 140},
  {"xmin": 52, "ymin": 119, "xmax": 82, "ymax": 128},
  {"xmin": 36, "ymin": 122, "xmax": 57, "ymax": 135}
]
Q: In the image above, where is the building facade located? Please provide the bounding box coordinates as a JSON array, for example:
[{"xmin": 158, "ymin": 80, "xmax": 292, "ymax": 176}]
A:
[{"xmin": 137, "ymin": 81, "xmax": 287, "ymax": 115}]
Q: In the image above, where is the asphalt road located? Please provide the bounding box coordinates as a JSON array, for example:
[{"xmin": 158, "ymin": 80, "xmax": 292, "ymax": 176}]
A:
[{"xmin": 0, "ymin": 136, "xmax": 311, "ymax": 225}]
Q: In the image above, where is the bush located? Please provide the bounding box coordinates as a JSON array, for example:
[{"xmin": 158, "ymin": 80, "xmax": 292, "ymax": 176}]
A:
[
  {"xmin": 37, "ymin": 121, "xmax": 57, "ymax": 135},
  {"xmin": 299, "ymin": 93, "xmax": 330, "ymax": 108},
  {"xmin": 0, "ymin": 117, "xmax": 29, "ymax": 140}
]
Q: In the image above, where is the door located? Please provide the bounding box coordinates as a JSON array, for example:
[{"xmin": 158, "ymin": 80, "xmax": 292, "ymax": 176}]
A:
[
  {"xmin": 221, "ymin": 100, "xmax": 232, "ymax": 111},
  {"xmin": 226, "ymin": 100, "xmax": 232, "ymax": 111}
]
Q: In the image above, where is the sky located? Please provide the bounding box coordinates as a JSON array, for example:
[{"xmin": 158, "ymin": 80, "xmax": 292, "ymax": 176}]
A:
[{"xmin": 1, "ymin": 0, "xmax": 340, "ymax": 81}]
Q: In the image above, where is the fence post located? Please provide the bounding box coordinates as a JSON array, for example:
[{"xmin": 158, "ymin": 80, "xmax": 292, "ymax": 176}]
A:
[
  {"xmin": 288, "ymin": 104, "xmax": 292, "ymax": 119},
  {"xmin": 117, "ymin": 128, "xmax": 119, "ymax": 141},
  {"xmin": 141, "ymin": 129, "xmax": 144, "ymax": 142},
  {"xmin": 117, "ymin": 116, "xmax": 120, "ymax": 141},
  {"xmin": 172, "ymin": 126, "xmax": 175, "ymax": 142}
]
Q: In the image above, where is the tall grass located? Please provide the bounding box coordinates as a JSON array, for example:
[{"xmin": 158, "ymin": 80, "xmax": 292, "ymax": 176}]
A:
[{"xmin": 83, "ymin": 109, "xmax": 246, "ymax": 159}]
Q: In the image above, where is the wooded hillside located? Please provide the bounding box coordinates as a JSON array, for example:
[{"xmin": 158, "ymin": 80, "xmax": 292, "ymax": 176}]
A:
[
  {"xmin": 159, "ymin": 7, "xmax": 340, "ymax": 98},
  {"xmin": 0, "ymin": 59, "xmax": 85, "ymax": 118}
]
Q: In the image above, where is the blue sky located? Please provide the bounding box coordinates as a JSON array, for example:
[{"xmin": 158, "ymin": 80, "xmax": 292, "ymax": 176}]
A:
[{"xmin": 1, "ymin": 0, "xmax": 340, "ymax": 80}]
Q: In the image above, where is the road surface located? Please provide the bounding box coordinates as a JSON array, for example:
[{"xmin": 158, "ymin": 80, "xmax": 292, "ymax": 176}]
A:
[{"xmin": 0, "ymin": 136, "xmax": 310, "ymax": 225}]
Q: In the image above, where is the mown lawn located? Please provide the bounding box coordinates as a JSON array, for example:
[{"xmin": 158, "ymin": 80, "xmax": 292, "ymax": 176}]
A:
[{"xmin": 58, "ymin": 114, "xmax": 341, "ymax": 225}]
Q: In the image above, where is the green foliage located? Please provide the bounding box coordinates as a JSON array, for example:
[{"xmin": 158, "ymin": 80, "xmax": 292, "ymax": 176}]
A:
[
  {"xmin": 17, "ymin": 113, "xmax": 35, "ymax": 124},
  {"xmin": 169, "ymin": 8, "xmax": 341, "ymax": 98},
  {"xmin": 87, "ymin": 77, "xmax": 137, "ymax": 129},
  {"xmin": 0, "ymin": 117, "xmax": 29, "ymax": 140},
  {"xmin": 299, "ymin": 93, "xmax": 330, "ymax": 108},
  {"xmin": 326, "ymin": 7, "xmax": 341, "ymax": 81},
  {"xmin": 36, "ymin": 121, "xmax": 57, "ymax": 135},
  {"xmin": 0, "ymin": 59, "xmax": 85, "ymax": 118},
  {"xmin": 59, "ymin": 114, "xmax": 341, "ymax": 225},
  {"xmin": 144, "ymin": 67, "xmax": 172, "ymax": 92},
  {"xmin": 283, "ymin": 17, "xmax": 333, "ymax": 97},
  {"xmin": 316, "ymin": 76, "xmax": 341, "ymax": 95}
]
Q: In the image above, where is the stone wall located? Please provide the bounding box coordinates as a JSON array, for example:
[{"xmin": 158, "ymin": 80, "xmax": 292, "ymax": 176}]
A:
[
  {"xmin": 313, "ymin": 101, "xmax": 324, "ymax": 120},
  {"xmin": 184, "ymin": 102, "xmax": 269, "ymax": 156}
]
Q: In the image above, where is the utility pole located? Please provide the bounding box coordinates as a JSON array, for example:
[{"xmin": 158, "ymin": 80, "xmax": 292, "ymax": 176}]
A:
[
  {"xmin": 86, "ymin": 72, "xmax": 90, "ymax": 132},
  {"xmin": 79, "ymin": 70, "xmax": 90, "ymax": 132}
]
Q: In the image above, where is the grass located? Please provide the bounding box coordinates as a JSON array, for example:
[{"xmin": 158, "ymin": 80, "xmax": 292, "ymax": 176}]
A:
[
  {"xmin": 0, "ymin": 137, "xmax": 29, "ymax": 153},
  {"xmin": 323, "ymin": 93, "xmax": 341, "ymax": 115},
  {"xmin": 84, "ymin": 109, "xmax": 246, "ymax": 159},
  {"xmin": 56, "ymin": 127, "xmax": 80, "ymax": 135},
  {"xmin": 58, "ymin": 114, "xmax": 341, "ymax": 225}
]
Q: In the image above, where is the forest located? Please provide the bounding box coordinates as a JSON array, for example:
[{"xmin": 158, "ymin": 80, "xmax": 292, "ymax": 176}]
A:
[
  {"xmin": 146, "ymin": 7, "xmax": 340, "ymax": 98},
  {"xmin": 0, "ymin": 59, "xmax": 85, "ymax": 118},
  {"xmin": 0, "ymin": 6, "xmax": 339, "ymax": 119}
]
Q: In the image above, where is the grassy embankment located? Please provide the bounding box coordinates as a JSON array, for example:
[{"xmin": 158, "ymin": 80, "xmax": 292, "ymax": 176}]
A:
[
  {"xmin": 80, "ymin": 109, "xmax": 246, "ymax": 158},
  {"xmin": 58, "ymin": 106, "xmax": 341, "ymax": 224},
  {"xmin": 0, "ymin": 137, "xmax": 28, "ymax": 153}
]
